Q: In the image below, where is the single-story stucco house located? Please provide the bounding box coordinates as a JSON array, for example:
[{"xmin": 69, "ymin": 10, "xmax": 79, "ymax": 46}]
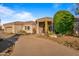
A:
[{"xmin": 3, "ymin": 17, "xmax": 53, "ymax": 34}]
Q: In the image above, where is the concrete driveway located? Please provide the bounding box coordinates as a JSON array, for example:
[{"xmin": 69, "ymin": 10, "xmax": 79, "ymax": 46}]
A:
[{"xmin": 12, "ymin": 35, "xmax": 79, "ymax": 56}]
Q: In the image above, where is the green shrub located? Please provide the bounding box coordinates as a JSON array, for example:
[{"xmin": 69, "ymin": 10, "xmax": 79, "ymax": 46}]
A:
[{"xmin": 53, "ymin": 10, "xmax": 75, "ymax": 35}]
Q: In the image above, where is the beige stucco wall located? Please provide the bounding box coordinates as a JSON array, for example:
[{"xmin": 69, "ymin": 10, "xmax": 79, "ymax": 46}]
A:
[
  {"xmin": 4, "ymin": 24, "xmax": 34, "ymax": 34},
  {"xmin": 3, "ymin": 21, "xmax": 36, "ymax": 34},
  {"xmin": 23, "ymin": 25, "xmax": 33, "ymax": 33}
]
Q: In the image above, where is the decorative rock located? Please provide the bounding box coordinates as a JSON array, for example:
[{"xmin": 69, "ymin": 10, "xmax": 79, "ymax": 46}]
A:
[{"xmin": 49, "ymin": 34, "xmax": 57, "ymax": 38}]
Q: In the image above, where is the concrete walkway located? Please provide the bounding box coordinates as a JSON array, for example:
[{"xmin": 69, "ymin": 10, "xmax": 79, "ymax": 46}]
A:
[{"xmin": 12, "ymin": 35, "xmax": 79, "ymax": 56}]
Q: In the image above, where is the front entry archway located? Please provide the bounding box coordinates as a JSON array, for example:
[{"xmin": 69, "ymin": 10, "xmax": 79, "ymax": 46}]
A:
[{"xmin": 36, "ymin": 17, "xmax": 53, "ymax": 34}]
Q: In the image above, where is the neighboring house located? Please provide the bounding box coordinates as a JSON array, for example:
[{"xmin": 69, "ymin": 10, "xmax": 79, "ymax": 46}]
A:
[
  {"xmin": 74, "ymin": 17, "xmax": 79, "ymax": 35},
  {"xmin": 3, "ymin": 21, "xmax": 36, "ymax": 34}
]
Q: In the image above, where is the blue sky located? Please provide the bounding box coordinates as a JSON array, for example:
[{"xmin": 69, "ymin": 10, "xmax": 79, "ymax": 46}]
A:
[{"xmin": 0, "ymin": 3, "xmax": 77, "ymax": 24}]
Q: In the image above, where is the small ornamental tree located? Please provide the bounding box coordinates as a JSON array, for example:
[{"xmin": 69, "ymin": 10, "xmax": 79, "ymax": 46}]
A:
[{"xmin": 53, "ymin": 10, "xmax": 75, "ymax": 35}]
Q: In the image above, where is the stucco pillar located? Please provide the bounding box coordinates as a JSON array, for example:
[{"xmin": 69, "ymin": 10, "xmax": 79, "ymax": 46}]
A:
[
  {"xmin": 36, "ymin": 21, "xmax": 39, "ymax": 34},
  {"xmin": 12, "ymin": 24, "xmax": 15, "ymax": 33},
  {"xmin": 45, "ymin": 20, "xmax": 48, "ymax": 34}
]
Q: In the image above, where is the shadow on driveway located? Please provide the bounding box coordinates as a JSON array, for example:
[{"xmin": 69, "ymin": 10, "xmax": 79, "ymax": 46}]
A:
[{"xmin": 0, "ymin": 34, "xmax": 21, "ymax": 53}]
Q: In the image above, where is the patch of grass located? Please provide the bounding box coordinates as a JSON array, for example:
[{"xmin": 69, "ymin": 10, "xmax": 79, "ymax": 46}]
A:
[{"xmin": 48, "ymin": 31, "xmax": 54, "ymax": 35}]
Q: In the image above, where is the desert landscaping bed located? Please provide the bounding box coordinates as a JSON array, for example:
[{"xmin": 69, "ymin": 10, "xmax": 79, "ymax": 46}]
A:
[{"xmin": 36, "ymin": 34, "xmax": 79, "ymax": 50}]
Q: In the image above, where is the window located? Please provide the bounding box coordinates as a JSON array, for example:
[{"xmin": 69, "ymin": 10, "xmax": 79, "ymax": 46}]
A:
[
  {"xmin": 27, "ymin": 26, "xmax": 30, "ymax": 30},
  {"xmin": 25, "ymin": 26, "xmax": 30, "ymax": 30}
]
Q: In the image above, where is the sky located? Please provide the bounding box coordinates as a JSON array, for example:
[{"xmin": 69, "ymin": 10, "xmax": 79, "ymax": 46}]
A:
[{"xmin": 0, "ymin": 3, "xmax": 77, "ymax": 24}]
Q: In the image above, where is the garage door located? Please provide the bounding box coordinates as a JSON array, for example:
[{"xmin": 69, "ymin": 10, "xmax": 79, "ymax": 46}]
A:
[{"xmin": 6, "ymin": 28, "xmax": 13, "ymax": 33}]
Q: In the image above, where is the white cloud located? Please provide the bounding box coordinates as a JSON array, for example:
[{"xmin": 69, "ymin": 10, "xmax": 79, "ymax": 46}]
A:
[
  {"xmin": 14, "ymin": 11, "xmax": 33, "ymax": 20},
  {"xmin": 0, "ymin": 5, "xmax": 35, "ymax": 24},
  {"xmin": 0, "ymin": 5, "xmax": 14, "ymax": 16}
]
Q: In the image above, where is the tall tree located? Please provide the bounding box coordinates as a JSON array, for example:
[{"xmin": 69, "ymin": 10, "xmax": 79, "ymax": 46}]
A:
[{"xmin": 53, "ymin": 10, "xmax": 75, "ymax": 35}]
